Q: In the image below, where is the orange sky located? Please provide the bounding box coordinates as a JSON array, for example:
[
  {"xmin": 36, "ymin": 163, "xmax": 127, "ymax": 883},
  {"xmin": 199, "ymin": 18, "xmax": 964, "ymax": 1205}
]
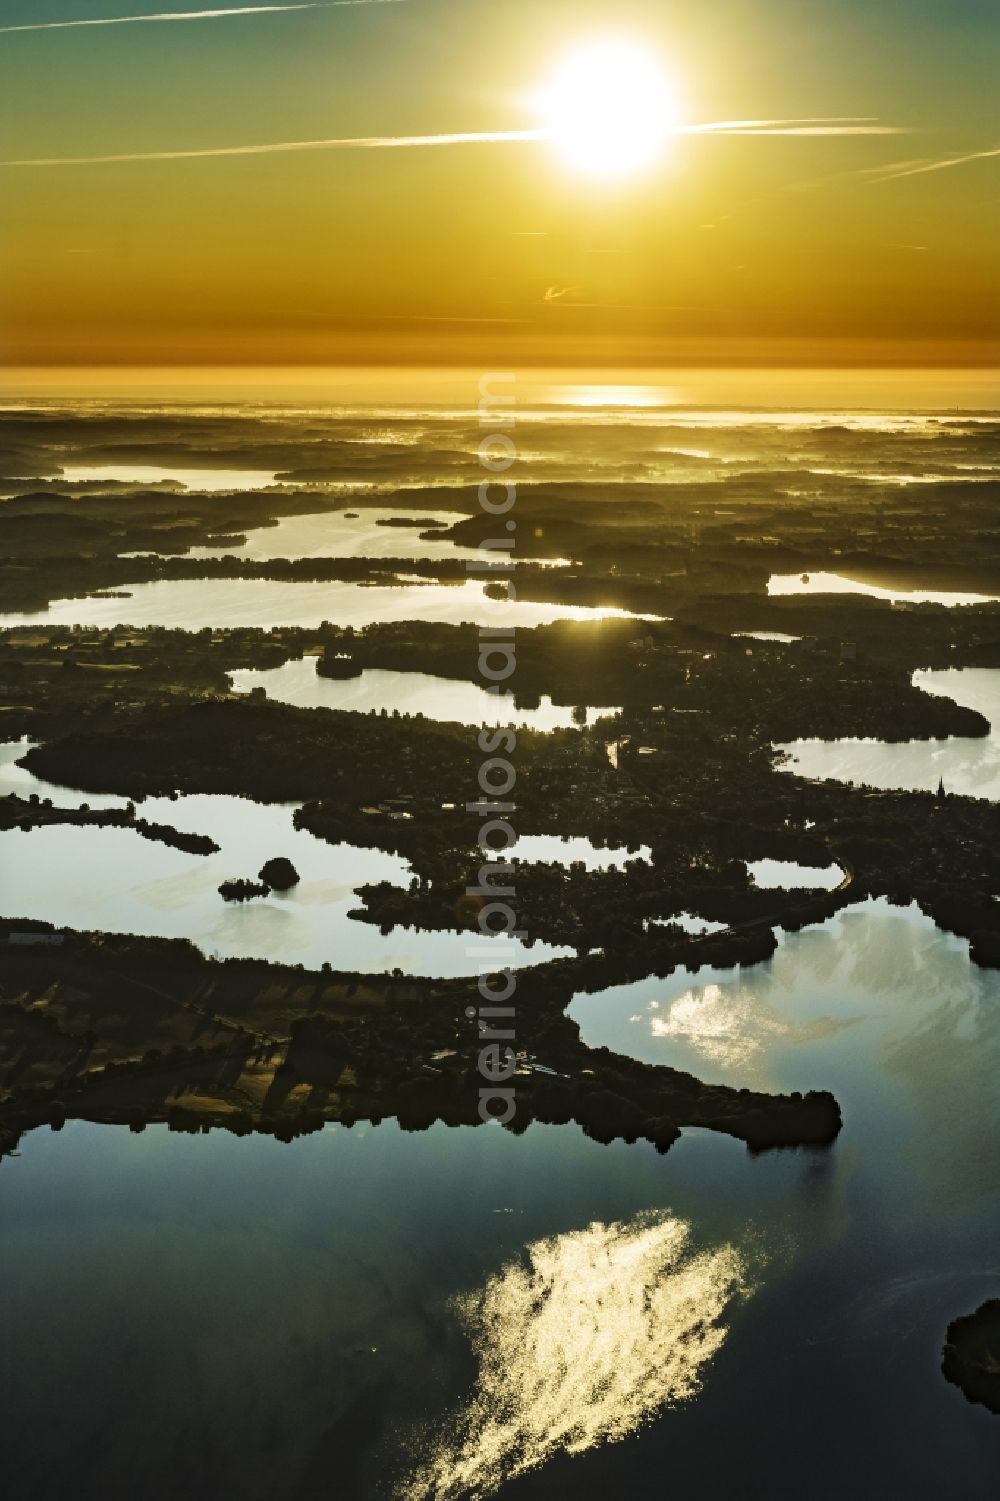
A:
[{"xmin": 1, "ymin": 0, "xmax": 997, "ymax": 368}]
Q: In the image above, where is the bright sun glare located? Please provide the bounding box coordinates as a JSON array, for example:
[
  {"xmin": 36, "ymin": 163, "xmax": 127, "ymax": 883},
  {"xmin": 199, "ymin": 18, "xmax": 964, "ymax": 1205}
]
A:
[{"xmin": 537, "ymin": 41, "xmax": 676, "ymax": 179}]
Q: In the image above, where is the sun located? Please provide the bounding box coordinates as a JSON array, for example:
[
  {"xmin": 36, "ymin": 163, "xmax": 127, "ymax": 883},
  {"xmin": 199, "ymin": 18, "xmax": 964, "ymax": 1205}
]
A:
[{"xmin": 536, "ymin": 41, "xmax": 677, "ymax": 180}]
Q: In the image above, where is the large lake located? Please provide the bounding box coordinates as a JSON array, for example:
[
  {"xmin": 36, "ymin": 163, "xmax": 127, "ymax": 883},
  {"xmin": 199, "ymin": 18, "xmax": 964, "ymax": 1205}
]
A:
[
  {"xmin": 3, "ymin": 900, "xmax": 999, "ymax": 1500},
  {"xmin": 778, "ymin": 668, "xmax": 1000, "ymax": 798},
  {"xmin": 59, "ymin": 462, "xmax": 280, "ymax": 492},
  {"xmin": 230, "ymin": 655, "xmax": 618, "ymax": 730},
  {"xmin": 0, "ymin": 743, "xmax": 646, "ymax": 975},
  {"xmin": 0, "ymin": 577, "xmax": 653, "ymax": 632},
  {"xmin": 4, "ymin": 389, "xmax": 1000, "ymax": 1498},
  {"xmin": 187, "ymin": 507, "xmax": 557, "ymax": 566}
]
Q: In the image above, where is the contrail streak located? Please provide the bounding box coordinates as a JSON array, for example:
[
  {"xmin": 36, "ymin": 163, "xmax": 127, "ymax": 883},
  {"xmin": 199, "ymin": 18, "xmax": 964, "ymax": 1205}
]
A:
[
  {"xmin": 690, "ymin": 126, "xmax": 904, "ymax": 136},
  {"xmin": 870, "ymin": 143, "xmax": 1000, "ymax": 182},
  {"xmin": 0, "ymin": 2, "xmax": 401, "ymax": 35},
  {"xmin": 0, "ymin": 120, "xmax": 906, "ymax": 169},
  {"xmin": 681, "ymin": 117, "xmax": 904, "ymax": 136},
  {"xmin": 793, "ymin": 140, "xmax": 999, "ymax": 193},
  {"xmin": 0, "ymin": 129, "xmax": 546, "ymax": 167}
]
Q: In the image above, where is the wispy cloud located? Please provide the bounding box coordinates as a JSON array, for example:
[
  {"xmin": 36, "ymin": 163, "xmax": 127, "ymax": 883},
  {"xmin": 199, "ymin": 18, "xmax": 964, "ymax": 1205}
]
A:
[
  {"xmin": 553, "ymin": 302, "xmax": 718, "ymax": 313},
  {"xmin": 290, "ymin": 308, "xmax": 527, "ymax": 325},
  {"xmin": 540, "ymin": 289, "xmax": 716, "ymax": 313},
  {"xmin": 375, "ymin": 313, "xmax": 528, "ymax": 326},
  {"xmin": 0, "ymin": 119, "xmax": 905, "ymax": 169},
  {"xmin": 0, "ymin": 1, "xmax": 401, "ymax": 35}
]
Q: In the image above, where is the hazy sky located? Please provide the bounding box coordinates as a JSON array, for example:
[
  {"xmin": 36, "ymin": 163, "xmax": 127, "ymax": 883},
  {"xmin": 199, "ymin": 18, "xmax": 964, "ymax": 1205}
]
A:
[{"xmin": 1, "ymin": 0, "xmax": 997, "ymax": 366}]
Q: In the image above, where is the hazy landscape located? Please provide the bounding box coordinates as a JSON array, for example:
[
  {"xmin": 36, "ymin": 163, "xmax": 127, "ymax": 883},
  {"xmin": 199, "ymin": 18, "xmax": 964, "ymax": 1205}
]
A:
[
  {"xmin": 2, "ymin": 0, "xmax": 998, "ymax": 1496},
  {"xmin": 0, "ymin": 374, "xmax": 998, "ymax": 1497}
]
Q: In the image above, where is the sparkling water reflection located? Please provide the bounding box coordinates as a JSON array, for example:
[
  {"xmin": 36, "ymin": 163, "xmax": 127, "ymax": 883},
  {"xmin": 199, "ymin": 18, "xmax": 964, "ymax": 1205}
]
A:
[
  {"xmin": 0, "ymin": 577, "xmax": 656, "ymax": 633},
  {"xmin": 406, "ymin": 1213, "xmax": 747, "ymax": 1499}
]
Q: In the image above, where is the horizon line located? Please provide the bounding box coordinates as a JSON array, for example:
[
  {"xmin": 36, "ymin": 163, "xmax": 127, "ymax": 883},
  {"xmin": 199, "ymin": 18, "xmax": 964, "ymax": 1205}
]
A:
[{"xmin": 2, "ymin": 352, "xmax": 997, "ymax": 371}]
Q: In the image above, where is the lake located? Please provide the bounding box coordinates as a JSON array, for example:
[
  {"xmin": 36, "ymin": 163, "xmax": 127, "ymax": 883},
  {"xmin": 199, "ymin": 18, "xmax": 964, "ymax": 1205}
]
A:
[
  {"xmin": 736, "ymin": 630, "xmax": 802, "ymax": 643},
  {"xmin": 3, "ymin": 899, "xmax": 999, "ymax": 1499},
  {"xmin": 187, "ymin": 506, "xmax": 568, "ymax": 567},
  {"xmin": 515, "ymin": 832, "xmax": 651, "ymax": 870},
  {"xmin": 768, "ymin": 571, "xmax": 1000, "ymax": 607},
  {"xmin": 58, "ymin": 463, "xmax": 280, "ymax": 492},
  {"xmin": 0, "ymin": 578, "xmax": 656, "ymax": 632},
  {"xmin": 747, "ymin": 858, "xmax": 843, "ymax": 890},
  {"xmin": 4, "ymin": 386, "xmax": 1000, "ymax": 1498},
  {"xmin": 778, "ymin": 667, "xmax": 1000, "ymax": 799},
  {"xmin": 229, "ymin": 655, "xmax": 619, "ymax": 730},
  {"xmin": 0, "ymin": 739, "xmax": 127, "ymax": 810},
  {"xmin": 0, "ymin": 744, "xmax": 653, "ymax": 975}
]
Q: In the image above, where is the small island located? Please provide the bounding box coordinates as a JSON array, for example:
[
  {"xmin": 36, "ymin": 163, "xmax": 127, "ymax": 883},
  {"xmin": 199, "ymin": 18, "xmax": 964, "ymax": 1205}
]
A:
[
  {"xmin": 943, "ymin": 1300, "xmax": 1000, "ymax": 1415},
  {"xmin": 259, "ymin": 856, "xmax": 299, "ymax": 890},
  {"xmin": 218, "ymin": 859, "xmax": 300, "ymax": 901},
  {"xmin": 219, "ymin": 878, "xmax": 270, "ymax": 902}
]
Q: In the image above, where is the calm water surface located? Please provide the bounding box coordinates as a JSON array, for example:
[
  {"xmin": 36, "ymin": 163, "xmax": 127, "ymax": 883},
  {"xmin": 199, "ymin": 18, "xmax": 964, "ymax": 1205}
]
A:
[
  {"xmin": 3, "ymin": 898, "xmax": 999, "ymax": 1500},
  {"xmin": 0, "ymin": 745, "xmax": 648, "ymax": 974},
  {"xmin": 0, "ymin": 761, "xmax": 574, "ymax": 977},
  {"xmin": 514, "ymin": 833, "xmax": 651, "ymax": 870},
  {"xmin": 4, "ymin": 392, "xmax": 1000, "ymax": 1498},
  {"xmin": 0, "ymin": 578, "xmax": 654, "ymax": 632},
  {"xmin": 768, "ymin": 571, "xmax": 1000, "ymax": 606},
  {"xmin": 779, "ymin": 668, "xmax": 1000, "ymax": 798},
  {"xmin": 189, "ymin": 507, "xmax": 478, "ymax": 562},
  {"xmin": 184, "ymin": 506, "xmax": 569, "ymax": 567},
  {"xmin": 736, "ymin": 630, "xmax": 802, "ymax": 643},
  {"xmin": 229, "ymin": 656, "xmax": 618, "ymax": 731},
  {"xmin": 58, "ymin": 462, "xmax": 279, "ymax": 492},
  {"xmin": 747, "ymin": 858, "xmax": 842, "ymax": 890}
]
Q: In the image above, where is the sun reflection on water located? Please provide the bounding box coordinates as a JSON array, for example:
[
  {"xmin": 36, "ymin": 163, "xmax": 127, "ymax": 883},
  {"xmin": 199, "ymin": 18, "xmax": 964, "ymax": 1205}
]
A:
[{"xmin": 405, "ymin": 1212, "xmax": 749, "ymax": 1499}]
